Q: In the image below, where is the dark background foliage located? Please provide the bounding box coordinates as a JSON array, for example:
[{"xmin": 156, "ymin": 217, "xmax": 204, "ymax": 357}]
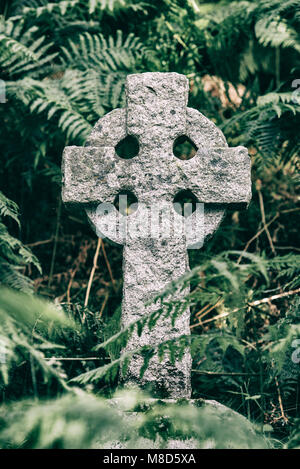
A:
[{"xmin": 0, "ymin": 0, "xmax": 299, "ymax": 448}]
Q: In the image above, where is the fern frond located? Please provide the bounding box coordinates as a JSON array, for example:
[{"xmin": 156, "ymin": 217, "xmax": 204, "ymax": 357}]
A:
[
  {"xmin": 71, "ymin": 334, "xmax": 191, "ymax": 385},
  {"xmin": 87, "ymin": 0, "xmax": 149, "ymax": 15},
  {"xmin": 255, "ymin": 17, "xmax": 300, "ymax": 53},
  {"xmin": 0, "ymin": 191, "xmax": 20, "ymax": 226},
  {"xmin": 0, "ymin": 287, "xmax": 76, "ymax": 387},
  {"xmin": 0, "ymin": 222, "xmax": 41, "ymax": 273},
  {"xmin": 60, "ymin": 69, "xmax": 106, "ymax": 119},
  {"xmin": 0, "ymin": 263, "xmax": 33, "ymax": 293},
  {"xmin": 61, "ymin": 31, "xmax": 145, "ymax": 73},
  {"xmin": 0, "ymin": 33, "xmax": 39, "ymax": 71},
  {"xmin": 0, "ymin": 19, "xmax": 57, "ymax": 79},
  {"xmin": 222, "ymin": 90, "xmax": 300, "ymax": 163},
  {"xmin": 257, "ymin": 92, "xmax": 300, "ymax": 115},
  {"xmin": 21, "ymin": 0, "xmax": 149, "ymax": 17},
  {"xmin": 61, "ymin": 31, "xmax": 148, "ymax": 111},
  {"xmin": 23, "ymin": 1, "xmax": 79, "ymax": 17},
  {"xmin": 9, "ymin": 77, "xmax": 92, "ymax": 143},
  {"xmin": 0, "ymin": 193, "xmax": 41, "ymax": 290}
]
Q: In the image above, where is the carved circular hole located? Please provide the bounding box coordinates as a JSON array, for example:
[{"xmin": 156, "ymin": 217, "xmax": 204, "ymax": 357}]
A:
[
  {"xmin": 173, "ymin": 190, "xmax": 198, "ymax": 217},
  {"xmin": 115, "ymin": 135, "xmax": 139, "ymax": 159},
  {"xmin": 173, "ymin": 135, "xmax": 197, "ymax": 160},
  {"xmin": 114, "ymin": 190, "xmax": 138, "ymax": 216}
]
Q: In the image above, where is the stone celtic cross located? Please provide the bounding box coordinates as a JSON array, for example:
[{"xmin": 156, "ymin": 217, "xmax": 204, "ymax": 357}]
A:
[{"xmin": 62, "ymin": 73, "xmax": 251, "ymax": 398}]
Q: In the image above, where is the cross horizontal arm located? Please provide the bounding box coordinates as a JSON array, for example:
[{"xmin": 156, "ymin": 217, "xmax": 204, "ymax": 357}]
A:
[
  {"xmin": 175, "ymin": 146, "xmax": 252, "ymax": 208},
  {"xmin": 62, "ymin": 145, "xmax": 134, "ymax": 205}
]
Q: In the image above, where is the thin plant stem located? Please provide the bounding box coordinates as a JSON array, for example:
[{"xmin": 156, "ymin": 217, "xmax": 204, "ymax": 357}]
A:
[
  {"xmin": 84, "ymin": 237, "xmax": 102, "ymax": 308},
  {"xmin": 48, "ymin": 197, "xmax": 62, "ymax": 288}
]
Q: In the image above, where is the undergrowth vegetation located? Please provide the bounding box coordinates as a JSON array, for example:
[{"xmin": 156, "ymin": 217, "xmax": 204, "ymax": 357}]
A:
[{"xmin": 0, "ymin": 0, "xmax": 299, "ymax": 449}]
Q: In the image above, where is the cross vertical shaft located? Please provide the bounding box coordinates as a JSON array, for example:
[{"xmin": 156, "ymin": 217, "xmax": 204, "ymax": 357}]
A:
[{"xmin": 122, "ymin": 236, "xmax": 191, "ymax": 397}]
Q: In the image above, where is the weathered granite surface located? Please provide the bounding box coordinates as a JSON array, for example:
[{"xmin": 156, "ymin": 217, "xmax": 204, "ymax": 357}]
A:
[
  {"xmin": 97, "ymin": 398, "xmax": 263, "ymax": 449},
  {"xmin": 62, "ymin": 73, "xmax": 252, "ymax": 398}
]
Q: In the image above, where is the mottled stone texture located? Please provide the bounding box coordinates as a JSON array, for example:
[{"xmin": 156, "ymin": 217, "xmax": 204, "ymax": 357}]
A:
[
  {"xmin": 100, "ymin": 398, "xmax": 260, "ymax": 449},
  {"xmin": 62, "ymin": 72, "xmax": 252, "ymax": 398}
]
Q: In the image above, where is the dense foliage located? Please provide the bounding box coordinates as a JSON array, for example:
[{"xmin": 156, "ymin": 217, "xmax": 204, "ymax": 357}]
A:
[{"xmin": 0, "ymin": 0, "xmax": 299, "ymax": 449}]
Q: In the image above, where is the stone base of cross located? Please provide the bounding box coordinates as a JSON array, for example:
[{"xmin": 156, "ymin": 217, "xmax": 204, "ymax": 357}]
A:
[{"xmin": 62, "ymin": 72, "xmax": 251, "ymax": 398}]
